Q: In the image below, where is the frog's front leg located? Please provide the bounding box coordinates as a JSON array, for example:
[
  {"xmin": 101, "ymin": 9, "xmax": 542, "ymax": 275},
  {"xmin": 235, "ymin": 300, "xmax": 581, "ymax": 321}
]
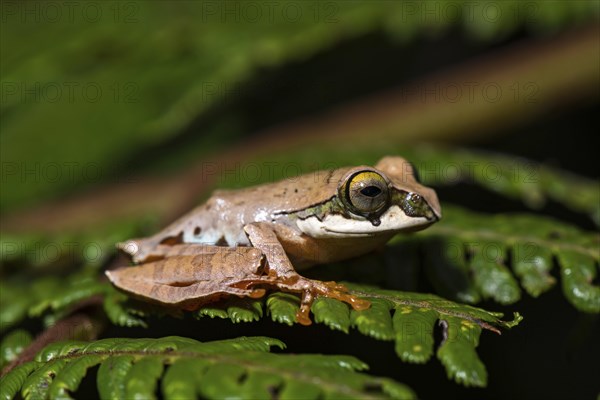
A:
[{"xmin": 244, "ymin": 223, "xmax": 370, "ymax": 325}]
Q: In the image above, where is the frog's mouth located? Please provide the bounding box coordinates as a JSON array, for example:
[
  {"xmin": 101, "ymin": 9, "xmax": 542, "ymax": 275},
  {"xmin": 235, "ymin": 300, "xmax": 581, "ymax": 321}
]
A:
[{"xmin": 297, "ymin": 205, "xmax": 435, "ymax": 238}]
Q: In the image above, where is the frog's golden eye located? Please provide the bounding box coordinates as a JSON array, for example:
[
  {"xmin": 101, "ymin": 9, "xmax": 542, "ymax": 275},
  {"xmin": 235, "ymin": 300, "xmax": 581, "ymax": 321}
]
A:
[{"xmin": 340, "ymin": 171, "xmax": 389, "ymax": 216}]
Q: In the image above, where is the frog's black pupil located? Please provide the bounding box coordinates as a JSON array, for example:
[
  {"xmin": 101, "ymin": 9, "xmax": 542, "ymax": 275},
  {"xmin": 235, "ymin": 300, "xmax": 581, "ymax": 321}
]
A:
[{"xmin": 360, "ymin": 186, "xmax": 381, "ymax": 197}]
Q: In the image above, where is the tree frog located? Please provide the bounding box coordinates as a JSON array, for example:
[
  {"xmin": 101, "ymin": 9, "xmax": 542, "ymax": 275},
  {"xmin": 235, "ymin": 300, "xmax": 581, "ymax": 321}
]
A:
[{"xmin": 107, "ymin": 156, "xmax": 441, "ymax": 325}]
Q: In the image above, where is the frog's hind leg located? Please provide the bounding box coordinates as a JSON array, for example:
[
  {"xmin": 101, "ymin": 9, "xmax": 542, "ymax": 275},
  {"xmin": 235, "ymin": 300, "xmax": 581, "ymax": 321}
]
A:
[
  {"xmin": 107, "ymin": 244, "xmax": 268, "ymax": 307},
  {"xmin": 244, "ymin": 223, "xmax": 370, "ymax": 325}
]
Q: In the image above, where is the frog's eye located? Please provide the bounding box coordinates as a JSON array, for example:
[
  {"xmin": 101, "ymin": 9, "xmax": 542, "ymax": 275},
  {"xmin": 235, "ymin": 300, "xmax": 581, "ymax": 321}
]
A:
[{"xmin": 341, "ymin": 171, "xmax": 389, "ymax": 216}]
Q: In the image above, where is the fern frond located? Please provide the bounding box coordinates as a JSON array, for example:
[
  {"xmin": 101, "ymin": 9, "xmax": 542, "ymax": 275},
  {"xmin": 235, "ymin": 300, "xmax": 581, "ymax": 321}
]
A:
[
  {"xmin": 1, "ymin": 268, "xmax": 520, "ymax": 388},
  {"xmin": 0, "ymin": 278, "xmax": 61, "ymax": 333},
  {"xmin": 417, "ymin": 205, "xmax": 600, "ymax": 313},
  {"xmin": 0, "ymin": 219, "xmax": 148, "ymax": 273},
  {"xmin": 196, "ymin": 285, "xmax": 520, "ymax": 388},
  {"xmin": 0, "ymin": 330, "xmax": 32, "ymax": 370},
  {"xmin": 412, "ymin": 146, "xmax": 600, "ymax": 226},
  {"xmin": 197, "ymin": 297, "xmax": 263, "ymax": 323},
  {"xmin": 341, "ymin": 285, "xmax": 520, "ymax": 387},
  {"xmin": 0, "ymin": 336, "xmax": 415, "ymax": 400},
  {"xmin": 102, "ymin": 287, "xmax": 149, "ymax": 328}
]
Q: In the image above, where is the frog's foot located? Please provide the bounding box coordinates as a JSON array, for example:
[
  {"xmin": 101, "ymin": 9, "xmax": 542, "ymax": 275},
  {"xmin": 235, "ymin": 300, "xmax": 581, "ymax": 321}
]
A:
[{"xmin": 276, "ymin": 276, "xmax": 371, "ymax": 326}]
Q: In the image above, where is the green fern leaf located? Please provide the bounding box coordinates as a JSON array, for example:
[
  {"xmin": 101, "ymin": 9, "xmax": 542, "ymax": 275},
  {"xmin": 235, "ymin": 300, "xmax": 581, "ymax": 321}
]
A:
[
  {"xmin": 0, "ymin": 278, "xmax": 61, "ymax": 333},
  {"xmin": 410, "ymin": 146, "xmax": 600, "ymax": 226},
  {"xmin": 195, "ymin": 297, "xmax": 263, "ymax": 323},
  {"xmin": 0, "ymin": 362, "xmax": 37, "ymax": 400},
  {"xmin": 0, "ymin": 218, "xmax": 149, "ymax": 272},
  {"xmin": 0, "ymin": 330, "xmax": 32, "ymax": 370},
  {"xmin": 351, "ymin": 298, "xmax": 395, "ymax": 341},
  {"xmin": 125, "ymin": 356, "xmax": 164, "ymax": 400},
  {"xmin": 418, "ymin": 204, "xmax": 600, "ymax": 313},
  {"xmin": 512, "ymin": 242, "xmax": 555, "ymax": 297},
  {"xmin": 22, "ymin": 358, "xmax": 69, "ymax": 400},
  {"xmin": 96, "ymin": 355, "xmax": 135, "ymax": 400},
  {"xmin": 346, "ymin": 284, "xmax": 521, "ymax": 387},
  {"xmin": 436, "ymin": 317, "xmax": 485, "ymax": 387},
  {"xmin": 1, "ymin": 264, "xmax": 521, "ymax": 388},
  {"xmin": 422, "ymin": 237, "xmax": 481, "ymax": 304},
  {"xmin": 225, "ymin": 298, "xmax": 263, "ymax": 323},
  {"xmin": 161, "ymin": 358, "xmax": 207, "ymax": 400},
  {"xmin": 557, "ymin": 250, "xmax": 600, "ymax": 313},
  {"xmin": 393, "ymin": 307, "xmax": 436, "ymax": 363},
  {"xmin": 265, "ymin": 292, "xmax": 299, "ymax": 326},
  {"xmin": 0, "ymin": 336, "xmax": 415, "ymax": 400},
  {"xmin": 29, "ymin": 277, "xmax": 105, "ymax": 319},
  {"xmin": 312, "ymin": 297, "xmax": 352, "ymax": 333},
  {"xmin": 470, "ymin": 244, "xmax": 521, "ymax": 304},
  {"xmin": 48, "ymin": 354, "xmax": 104, "ymax": 400},
  {"xmin": 102, "ymin": 287, "xmax": 147, "ymax": 328},
  {"xmin": 96, "ymin": 275, "xmax": 519, "ymax": 388},
  {"xmin": 195, "ymin": 284, "xmax": 520, "ymax": 387}
]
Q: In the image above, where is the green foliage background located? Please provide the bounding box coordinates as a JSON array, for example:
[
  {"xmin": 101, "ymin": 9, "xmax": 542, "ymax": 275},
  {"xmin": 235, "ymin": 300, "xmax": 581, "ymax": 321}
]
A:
[{"xmin": 1, "ymin": 1, "xmax": 599, "ymax": 399}]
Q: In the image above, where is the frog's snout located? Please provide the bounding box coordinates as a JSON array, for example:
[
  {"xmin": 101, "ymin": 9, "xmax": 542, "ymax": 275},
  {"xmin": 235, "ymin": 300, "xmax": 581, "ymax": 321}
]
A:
[
  {"xmin": 430, "ymin": 204, "xmax": 442, "ymax": 221},
  {"xmin": 425, "ymin": 188, "xmax": 442, "ymax": 221}
]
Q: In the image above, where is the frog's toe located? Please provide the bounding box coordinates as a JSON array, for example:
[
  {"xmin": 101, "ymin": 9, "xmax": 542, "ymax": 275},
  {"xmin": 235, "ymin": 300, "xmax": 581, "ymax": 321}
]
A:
[
  {"xmin": 322, "ymin": 281, "xmax": 350, "ymax": 291},
  {"xmin": 284, "ymin": 278, "xmax": 371, "ymax": 325},
  {"xmin": 316, "ymin": 282, "xmax": 370, "ymax": 311}
]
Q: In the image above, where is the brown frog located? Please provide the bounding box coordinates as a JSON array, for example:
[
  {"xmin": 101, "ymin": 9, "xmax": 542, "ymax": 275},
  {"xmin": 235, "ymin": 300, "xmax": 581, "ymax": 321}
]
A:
[{"xmin": 107, "ymin": 156, "xmax": 441, "ymax": 324}]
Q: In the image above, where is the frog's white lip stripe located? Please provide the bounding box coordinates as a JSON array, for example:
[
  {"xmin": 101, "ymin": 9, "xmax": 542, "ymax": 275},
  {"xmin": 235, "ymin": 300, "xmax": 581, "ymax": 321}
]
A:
[{"xmin": 296, "ymin": 205, "xmax": 430, "ymax": 238}]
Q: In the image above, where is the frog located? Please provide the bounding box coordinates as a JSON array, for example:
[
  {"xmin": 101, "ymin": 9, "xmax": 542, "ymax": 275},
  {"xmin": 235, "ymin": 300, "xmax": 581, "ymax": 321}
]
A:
[{"xmin": 106, "ymin": 156, "xmax": 441, "ymax": 325}]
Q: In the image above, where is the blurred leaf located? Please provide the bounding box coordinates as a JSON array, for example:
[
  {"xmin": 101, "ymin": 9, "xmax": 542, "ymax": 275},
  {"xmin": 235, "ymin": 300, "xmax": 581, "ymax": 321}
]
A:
[
  {"xmin": 102, "ymin": 287, "xmax": 147, "ymax": 328},
  {"xmin": 0, "ymin": 330, "xmax": 32, "ymax": 370},
  {"xmin": 2, "ymin": 1, "xmax": 598, "ymax": 211},
  {"xmin": 0, "ymin": 278, "xmax": 60, "ymax": 333},
  {"xmin": 411, "ymin": 146, "xmax": 600, "ymax": 227},
  {"xmin": 0, "ymin": 219, "xmax": 149, "ymax": 272}
]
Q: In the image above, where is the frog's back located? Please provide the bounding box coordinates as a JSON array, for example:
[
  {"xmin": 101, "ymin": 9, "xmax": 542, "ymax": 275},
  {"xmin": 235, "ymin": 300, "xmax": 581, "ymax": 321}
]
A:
[
  {"xmin": 122, "ymin": 166, "xmax": 354, "ymax": 259},
  {"xmin": 180, "ymin": 167, "xmax": 352, "ymax": 243},
  {"xmin": 211, "ymin": 166, "xmax": 352, "ymax": 215}
]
